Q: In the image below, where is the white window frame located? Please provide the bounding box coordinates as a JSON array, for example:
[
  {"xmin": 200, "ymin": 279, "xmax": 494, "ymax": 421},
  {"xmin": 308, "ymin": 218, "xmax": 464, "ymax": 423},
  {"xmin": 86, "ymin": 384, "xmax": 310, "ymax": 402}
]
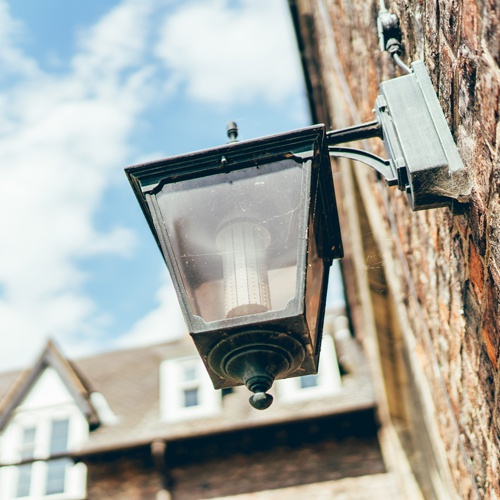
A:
[
  {"xmin": 0, "ymin": 461, "xmax": 87, "ymax": 500},
  {"xmin": 160, "ymin": 357, "xmax": 221, "ymax": 422},
  {"xmin": 0, "ymin": 404, "xmax": 88, "ymax": 500},
  {"xmin": 277, "ymin": 334, "xmax": 342, "ymax": 403}
]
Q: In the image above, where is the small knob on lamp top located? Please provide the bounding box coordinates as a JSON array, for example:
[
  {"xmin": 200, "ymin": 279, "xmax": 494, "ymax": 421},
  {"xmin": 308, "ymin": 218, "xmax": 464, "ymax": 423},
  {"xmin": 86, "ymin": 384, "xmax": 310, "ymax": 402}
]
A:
[{"xmin": 226, "ymin": 121, "xmax": 239, "ymax": 143}]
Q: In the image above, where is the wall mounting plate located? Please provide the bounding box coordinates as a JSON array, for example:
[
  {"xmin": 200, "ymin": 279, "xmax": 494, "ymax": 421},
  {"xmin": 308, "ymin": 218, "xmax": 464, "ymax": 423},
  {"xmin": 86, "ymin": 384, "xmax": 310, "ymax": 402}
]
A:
[
  {"xmin": 375, "ymin": 61, "xmax": 472, "ymax": 211},
  {"xmin": 326, "ymin": 61, "xmax": 472, "ymax": 212}
]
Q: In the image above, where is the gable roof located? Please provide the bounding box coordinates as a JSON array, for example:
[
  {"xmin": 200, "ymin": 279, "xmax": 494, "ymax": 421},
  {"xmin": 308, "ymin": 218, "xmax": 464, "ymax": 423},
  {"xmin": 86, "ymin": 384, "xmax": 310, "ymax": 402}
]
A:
[
  {"xmin": 0, "ymin": 320, "xmax": 376, "ymax": 455},
  {"xmin": 0, "ymin": 339, "xmax": 99, "ymax": 430},
  {"xmin": 71, "ymin": 330, "xmax": 375, "ymax": 455}
]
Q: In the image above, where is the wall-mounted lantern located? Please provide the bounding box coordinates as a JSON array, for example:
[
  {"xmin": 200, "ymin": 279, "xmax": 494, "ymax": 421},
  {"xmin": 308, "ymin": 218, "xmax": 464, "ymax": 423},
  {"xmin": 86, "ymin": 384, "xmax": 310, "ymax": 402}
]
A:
[
  {"xmin": 125, "ymin": 61, "xmax": 471, "ymax": 409},
  {"xmin": 126, "ymin": 125, "xmax": 342, "ymax": 409}
]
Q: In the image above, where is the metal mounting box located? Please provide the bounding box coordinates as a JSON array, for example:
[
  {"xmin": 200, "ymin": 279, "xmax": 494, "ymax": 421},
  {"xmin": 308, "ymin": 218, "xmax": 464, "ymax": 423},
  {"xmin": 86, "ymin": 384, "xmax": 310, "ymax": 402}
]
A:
[{"xmin": 376, "ymin": 61, "xmax": 472, "ymax": 210}]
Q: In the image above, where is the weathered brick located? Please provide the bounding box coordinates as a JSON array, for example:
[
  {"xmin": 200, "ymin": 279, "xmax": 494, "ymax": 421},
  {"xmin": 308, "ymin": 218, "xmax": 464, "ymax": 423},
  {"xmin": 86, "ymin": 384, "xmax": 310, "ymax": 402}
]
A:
[
  {"xmin": 86, "ymin": 448, "xmax": 161, "ymax": 500},
  {"xmin": 438, "ymin": 0, "xmax": 461, "ymax": 54},
  {"xmin": 488, "ymin": 194, "xmax": 500, "ymax": 267},
  {"xmin": 483, "ymin": 0, "xmax": 500, "ymax": 66},
  {"xmin": 469, "ymin": 195, "xmax": 488, "ymax": 255},
  {"xmin": 470, "ymin": 132, "xmax": 495, "ymax": 204},
  {"xmin": 437, "ymin": 41, "xmax": 457, "ymax": 127},
  {"xmin": 482, "ymin": 270, "xmax": 500, "ymax": 368},
  {"xmin": 457, "ymin": 46, "xmax": 478, "ymax": 131},
  {"xmin": 468, "ymin": 238, "xmax": 484, "ymax": 302},
  {"xmin": 307, "ymin": 0, "xmax": 500, "ymax": 495},
  {"xmin": 461, "ymin": 0, "xmax": 481, "ymax": 51},
  {"xmin": 171, "ymin": 433, "xmax": 384, "ymax": 499},
  {"xmin": 475, "ymin": 60, "xmax": 499, "ymax": 149}
]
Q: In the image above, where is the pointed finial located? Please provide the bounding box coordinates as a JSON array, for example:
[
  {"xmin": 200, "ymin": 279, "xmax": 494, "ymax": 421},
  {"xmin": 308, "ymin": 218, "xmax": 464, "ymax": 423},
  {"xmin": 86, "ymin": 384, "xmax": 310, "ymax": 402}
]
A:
[
  {"xmin": 249, "ymin": 391, "xmax": 273, "ymax": 410},
  {"xmin": 245, "ymin": 373, "xmax": 274, "ymax": 410}
]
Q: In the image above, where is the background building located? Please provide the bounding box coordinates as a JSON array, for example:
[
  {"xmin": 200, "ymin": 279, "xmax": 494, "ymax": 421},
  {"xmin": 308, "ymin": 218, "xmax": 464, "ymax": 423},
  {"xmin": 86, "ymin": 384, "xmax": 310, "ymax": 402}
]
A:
[
  {"xmin": 0, "ymin": 311, "xmax": 401, "ymax": 499},
  {"xmin": 289, "ymin": 0, "xmax": 500, "ymax": 498}
]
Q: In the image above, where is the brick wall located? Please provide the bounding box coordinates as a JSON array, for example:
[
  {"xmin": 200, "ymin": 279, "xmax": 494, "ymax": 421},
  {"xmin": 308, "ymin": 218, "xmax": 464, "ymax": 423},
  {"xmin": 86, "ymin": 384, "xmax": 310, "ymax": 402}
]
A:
[
  {"xmin": 168, "ymin": 411, "xmax": 385, "ymax": 499},
  {"xmin": 171, "ymin": 438, "xmax": 385, "ymax": 500},
  {"xmin": 292, "ymin": 0, "xmax": 500, "ymax": 497},
  {"xmin": 82, "ymin": 411, "xmax": 387, "ymax": 500},
  {"xmin": 85, "ymin": 447, "xmax": 162, "ymax": 500}
]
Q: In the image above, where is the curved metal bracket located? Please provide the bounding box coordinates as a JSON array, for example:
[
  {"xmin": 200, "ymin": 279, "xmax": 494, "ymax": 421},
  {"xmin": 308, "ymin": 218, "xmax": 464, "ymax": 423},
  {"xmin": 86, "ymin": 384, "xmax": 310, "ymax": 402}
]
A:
[{"xmin": 328, "ymin": 146, "xmax": 397, "ymax": 186}]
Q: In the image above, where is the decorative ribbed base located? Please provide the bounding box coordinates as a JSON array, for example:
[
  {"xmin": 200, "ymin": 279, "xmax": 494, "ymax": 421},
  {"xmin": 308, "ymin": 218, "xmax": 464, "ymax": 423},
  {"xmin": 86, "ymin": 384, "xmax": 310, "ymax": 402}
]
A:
[{"xmin": 207, "ymin": 331, "xmax": 305, "ymax": 410}]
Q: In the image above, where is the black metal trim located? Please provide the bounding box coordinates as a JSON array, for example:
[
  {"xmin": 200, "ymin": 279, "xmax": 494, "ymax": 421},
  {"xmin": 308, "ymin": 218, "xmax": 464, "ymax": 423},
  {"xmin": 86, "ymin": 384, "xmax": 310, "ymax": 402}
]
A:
[
  {"xmin": 328, "ymin": 146, "xmax": 397, "ymax": 186},
  {"xmin": 125, "ymin": 125, "xmax": 326, "ymax": 191},
  {"xmin": 326, "ymin": 120, "xmax": 382, "ymax": 145}
]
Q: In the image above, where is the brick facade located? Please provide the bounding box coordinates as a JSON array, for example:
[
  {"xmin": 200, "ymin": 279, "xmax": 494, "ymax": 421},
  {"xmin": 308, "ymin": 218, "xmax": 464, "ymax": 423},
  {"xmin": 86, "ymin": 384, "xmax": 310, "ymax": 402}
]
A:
[
  {"xmin": 1, "ymin": 320, "xmax": 393, "ymax": 500},
  {"xmin": 169, "ymin": 411, "xmax": 384, "ymax": 499},
  {"xmin": 86, "ymin": 447, "xmax": 162, "ymax": 500},
  {"xmin": 82, "ymin": 411, "xmax": 388, "ymax": 500},
  {"xmin": 291, "ymin": 0, "xmax": 500, "ymax": 497}
]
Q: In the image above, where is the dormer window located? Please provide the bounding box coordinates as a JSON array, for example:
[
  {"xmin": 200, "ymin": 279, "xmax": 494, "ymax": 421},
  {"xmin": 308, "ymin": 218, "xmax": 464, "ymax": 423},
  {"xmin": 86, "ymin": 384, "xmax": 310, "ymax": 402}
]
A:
[
  {"xmin": 0, "ymin": 367, "xmax": 88, "ymax": 500},
  {"xmin": 181, "ymin": 361, "xmax": 200, "ymax": 408},
  {"xmin": 183, "ymin": 388, "xmax": 199, "ymax": 408},
  {"xmin": 277, "ymin": 334, "xmax": 342, "ymax": 403},
  {"xmin": 15, "ymin": 425, "xmax": 36, "ymax": 497},
  {"xmin": 49, "ymin": 419, "xmax": 69, "ymax": 456},
  {"xmin": 9, "ymin": 416, "xmax": 78, "ymax": 498},
  {"xmin": 15, "ymin": 464, "xmax": 32, "ymax": 498},
  {"xmin": 299, "ymin": 374, "xmax": 319, "ymax": 389},
  {"xmin": 160, "ymin": 357, "xmax": 221, "ymax": 422},
  {"xmin": 19, "ymin": 427, "xmax": 36, "ymax": 461},
  {"xmin": 44, "ymin": 459, "xmax": 69, "ymax": 496},
  {"xmin": 46, "ymin": 419, "xmax": 71, "ymax": 497}
]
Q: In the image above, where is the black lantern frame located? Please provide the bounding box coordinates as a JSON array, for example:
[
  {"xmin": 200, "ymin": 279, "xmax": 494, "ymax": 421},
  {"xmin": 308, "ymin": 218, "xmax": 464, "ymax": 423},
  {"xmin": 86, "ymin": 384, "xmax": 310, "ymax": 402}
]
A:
[{"xmin": 126, "ymin": 125, "xmax": 343, "ymax": 409}]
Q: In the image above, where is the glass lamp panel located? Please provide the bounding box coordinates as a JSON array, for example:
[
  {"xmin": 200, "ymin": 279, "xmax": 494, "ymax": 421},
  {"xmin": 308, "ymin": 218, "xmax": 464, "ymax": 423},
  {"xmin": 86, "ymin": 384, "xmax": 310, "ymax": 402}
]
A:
[{"xmin": 155, "ymin": 158, "xmax": 304, "ymax": 324}]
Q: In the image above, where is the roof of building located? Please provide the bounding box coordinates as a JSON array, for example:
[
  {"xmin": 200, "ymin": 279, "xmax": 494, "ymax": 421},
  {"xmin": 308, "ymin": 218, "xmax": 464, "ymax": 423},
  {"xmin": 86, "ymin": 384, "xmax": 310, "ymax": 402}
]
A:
[
  {"xmin": 0, "ymin": 311, "xmax": 376, "ymax": 455},
  {"xmin": 0, "ymin": 340, "xmax": 99, "ymax": 431}
]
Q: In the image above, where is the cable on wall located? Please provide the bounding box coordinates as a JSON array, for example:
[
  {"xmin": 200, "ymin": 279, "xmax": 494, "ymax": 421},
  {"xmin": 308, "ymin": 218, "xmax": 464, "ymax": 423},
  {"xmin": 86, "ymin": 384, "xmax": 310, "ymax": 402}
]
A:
[{"xmin": 376, "ymin": 4, "xmax": 412, "ymax": 74}]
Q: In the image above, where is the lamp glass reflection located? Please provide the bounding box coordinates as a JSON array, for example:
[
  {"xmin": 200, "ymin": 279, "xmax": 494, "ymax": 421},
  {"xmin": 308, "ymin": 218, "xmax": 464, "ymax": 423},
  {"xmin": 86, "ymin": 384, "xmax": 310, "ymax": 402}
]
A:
[{"xmin": 156, "ymin": 158, "xmax": 304, "ymax": 324}]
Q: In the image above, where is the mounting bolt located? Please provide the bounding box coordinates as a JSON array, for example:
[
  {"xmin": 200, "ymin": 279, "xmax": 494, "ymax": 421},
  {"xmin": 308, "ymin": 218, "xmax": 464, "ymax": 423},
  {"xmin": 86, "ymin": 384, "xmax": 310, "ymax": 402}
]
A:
[
  {"xmin": 386, "ymin": 38, "xmax": 403, "ymax": 56},
  {"xmin": 377, "ymin": 10, "xmax": 402, "ymax": 52}
]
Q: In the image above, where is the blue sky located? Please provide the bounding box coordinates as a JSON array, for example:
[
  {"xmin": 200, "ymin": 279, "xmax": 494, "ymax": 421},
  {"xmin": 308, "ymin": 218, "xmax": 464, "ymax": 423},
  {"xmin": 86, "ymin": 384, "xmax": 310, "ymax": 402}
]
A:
[{"xmin": 0, "ymin": 0, "xmax": 343, "ymax": 370}]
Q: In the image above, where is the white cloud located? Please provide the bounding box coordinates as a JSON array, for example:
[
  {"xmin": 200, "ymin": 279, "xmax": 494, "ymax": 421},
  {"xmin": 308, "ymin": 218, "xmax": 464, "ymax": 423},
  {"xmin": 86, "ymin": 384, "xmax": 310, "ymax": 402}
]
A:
[
  {"xmin": 73, "ymin": 0, "xmax": 157, "ymax": 83},
  {"xmin": 0, "ymin": 0, "xmax": 158, "ymax": 369},
  {"xmin": 0, "ymin": 1, "xmax": 40, "ymax": 79},
  {"xmin": 117, "ymin": 272, "xmax": 186, "ymax": 349},
  {"xmin": 156, "ymin": 0, "xmax": 303, "ymax": 105},
  {"xmin": 0, "ymin": 0, "xmax": 307, "ymax": 371}
]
